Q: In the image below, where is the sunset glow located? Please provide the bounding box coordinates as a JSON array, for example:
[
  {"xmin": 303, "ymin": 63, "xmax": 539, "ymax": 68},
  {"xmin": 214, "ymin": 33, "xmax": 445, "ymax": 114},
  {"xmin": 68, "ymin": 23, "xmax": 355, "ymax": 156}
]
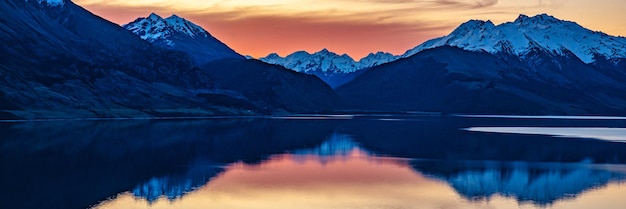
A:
[
  {"xmin": 94, "ymin": 150, "xmax": 626, "ymax": 209},
  {"xmin": 73, "ymin": 0, "xmax": 626, "ymax": 59}
]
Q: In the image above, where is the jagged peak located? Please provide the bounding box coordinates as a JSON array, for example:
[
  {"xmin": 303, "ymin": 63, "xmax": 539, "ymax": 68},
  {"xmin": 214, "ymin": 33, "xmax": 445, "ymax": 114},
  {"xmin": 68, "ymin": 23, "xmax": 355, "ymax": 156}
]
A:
[
  {"xmin": 403, "ymin": 13, "xmax": 626, "ymax": 64},
  {"xmin": 451, "ymin": 19, "xmax": 495, "ymax": 35},
  {"xmin": 167, "ymin": 14, "xmax": 183, "ymax": 20},
  {"xmin": 360, "ymin": 51, "xmax": 396, "ymax": 60},
  {"xmin": 264, "ymin": 53, "xmax": 282, "ymax": 59},
  {"xmin": 318, "ymin": 48, "xmax": 332, "ymax": 54},
  {"xmin": 259, "ymin": 48, "xmax": 399, "ymax": 75},
  {"xmin": 313, "ymin": 48, "xmax": 343, "ymax": 57},
  {"xmin": 126, "ymin": 13, "xmax": 208, "ymax": 39},
  {"xmin": 367, "ymin": 51, "xmax": 386, "ymax": 56},
  {"xmin": 462, "ymin": 19, "xmax": 494, "ymax": 27},
  {"xmin": 515, "ymin": 14, "xmax": 530, "ymax": 22},
  {"xmin": 291, "ymin": 50, "xmax": 312, "ymax": 56},
  {"xmin": 514, "ymin": 13, "xmax": 561, "ymax": 24},
  {"xmin": 147, "ymin": 13, "xmax": 163, "ymax": 20},
  {"xmin": 165, "ymin": 14, "xmax": 202, "ymax": 28}
]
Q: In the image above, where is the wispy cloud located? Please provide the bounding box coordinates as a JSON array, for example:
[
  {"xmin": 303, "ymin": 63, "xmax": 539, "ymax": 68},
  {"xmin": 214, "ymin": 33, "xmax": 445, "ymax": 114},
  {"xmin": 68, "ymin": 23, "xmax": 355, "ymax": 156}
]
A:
[{"xmin": 73, "ymin": 0, "xmax": 626, "ymax": 58}]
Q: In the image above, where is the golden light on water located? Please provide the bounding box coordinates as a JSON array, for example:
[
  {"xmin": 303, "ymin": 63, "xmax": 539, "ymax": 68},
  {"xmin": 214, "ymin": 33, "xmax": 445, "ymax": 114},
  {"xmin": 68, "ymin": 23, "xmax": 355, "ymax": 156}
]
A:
[{"xmin": 94, "ymin": 148, "xmax": 626, "ymax": 209}]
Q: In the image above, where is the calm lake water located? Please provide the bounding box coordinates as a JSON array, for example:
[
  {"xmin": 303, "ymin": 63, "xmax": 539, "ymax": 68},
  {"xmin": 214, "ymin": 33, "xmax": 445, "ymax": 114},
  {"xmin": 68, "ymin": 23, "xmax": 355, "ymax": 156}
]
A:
[{"xmin": 2, "ymin": 115, "xmax": 626, "ymax": 209}]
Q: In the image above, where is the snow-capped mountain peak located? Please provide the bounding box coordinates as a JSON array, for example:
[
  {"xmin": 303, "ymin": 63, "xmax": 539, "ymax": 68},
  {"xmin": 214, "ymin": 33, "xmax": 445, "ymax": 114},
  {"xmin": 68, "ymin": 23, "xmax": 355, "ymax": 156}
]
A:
[
  {"xmin": 259, "ymin": 49, "xmax": 400, "ymax": 75},
  {"xmin": 147, "ymin": 13, "xmax": 161, "ymax": 21},
  {"xmin": 164, "ymin": 14, "xmax": 207, "ymax": 38},
  {"xmin": 259, "ymin": 49, "xmax": 401, "ymax": 87},
  {"xmin": 124, "ymin": 13, "xmax": 243, "ymax": 64},
  {"xmin": 514, "ymin": 13, "xmax": 559, "ymax": 24},
  {"xmin": 402, "ymin": 13, "xmax": 626, "ymax": 63},
  {"xmin": 261, "ymin": 49, "xmax": 365, "ymax": 74},
  {"xmin": 123, "ymin": 13, "xmax": 209, "ymax": 46},
  {"xmin": 359, "ymin": 52, "xmax": 398, "ymax": 67}
]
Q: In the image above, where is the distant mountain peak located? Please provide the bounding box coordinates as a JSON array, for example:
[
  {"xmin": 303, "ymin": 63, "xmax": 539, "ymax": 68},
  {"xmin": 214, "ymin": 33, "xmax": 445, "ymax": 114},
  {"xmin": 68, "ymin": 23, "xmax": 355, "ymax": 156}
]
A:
[
  {"xmin": 124, "ymin": 13, "xmax": 208, "ymax": 46},
  {"xmin": 449, "ymin": 19, "xmax": 495, "ymax": 36},
  {"xmin": 260, "ymin": 49, "xmax": 400, "ymax": 74},
  {"xmin": 164, "ymin": 14, "xmax": 207, "ymax": 38},
  {"xmin": 403, "ymin": 13, "xmax": 626, "ymax": 63},
  {"xmin": 515, "ymin": 13, "xmax": 559, "ymax": 23},
  {"xmin": 514, "ymin": 14, "xmax": 530, "ymax": 22},
  {"xmin": 124, "ymin": 13, "xmax": 243, "ymax": 64},
  {"xmin": 147, "ymin": 12, "xmax": 162, "ymax": 20},
  {"xmin": 264, "ymin": 53, "xmax": 281, "ymax": 59}
]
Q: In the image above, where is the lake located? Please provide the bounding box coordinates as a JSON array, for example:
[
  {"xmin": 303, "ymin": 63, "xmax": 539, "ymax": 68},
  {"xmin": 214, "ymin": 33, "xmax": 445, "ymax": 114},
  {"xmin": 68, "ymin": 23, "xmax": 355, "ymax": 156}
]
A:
[{"xmin": 2, "ymin": 115, "xmax": 626, "ymax": 209}]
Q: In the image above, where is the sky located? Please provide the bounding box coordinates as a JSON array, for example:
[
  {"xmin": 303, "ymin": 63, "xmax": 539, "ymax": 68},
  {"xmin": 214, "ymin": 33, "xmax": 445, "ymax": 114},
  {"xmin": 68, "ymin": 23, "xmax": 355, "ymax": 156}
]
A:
[{"xmin": 73, "ymin": 0, "xmax": 626, "ymax": 59}]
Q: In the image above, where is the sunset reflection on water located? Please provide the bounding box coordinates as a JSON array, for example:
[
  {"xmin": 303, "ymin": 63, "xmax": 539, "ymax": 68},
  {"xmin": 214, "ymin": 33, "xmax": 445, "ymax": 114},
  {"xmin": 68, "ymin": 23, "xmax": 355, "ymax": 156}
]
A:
[{"xmin": 94, "ymin": 145, "xmax": 626, "ymax": 209}]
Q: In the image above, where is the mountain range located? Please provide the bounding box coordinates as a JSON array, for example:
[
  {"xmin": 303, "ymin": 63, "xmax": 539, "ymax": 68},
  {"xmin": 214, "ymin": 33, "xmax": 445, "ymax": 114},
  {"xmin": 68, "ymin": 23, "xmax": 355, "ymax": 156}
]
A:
[
  {"xmin": 337, "ymin": 14, "xmax": 626, "ymax": 115},
  {"xmin": 259, "ymin": 50, "xmax": 398, "ymax": 87},
  {"xmin": 0, "ymin": 0, "xmax": 335, "ymax": 119},
  {"xmin": 401, "ymin": 14, "xmax": 626, "ymax": 63},
  {"xmin": 2, "ymin": 0, "xmax": 626, "ymax": 118},
  {"xmin": 258, "ymin": 14, "xmax": 626, "ymax": 93}
]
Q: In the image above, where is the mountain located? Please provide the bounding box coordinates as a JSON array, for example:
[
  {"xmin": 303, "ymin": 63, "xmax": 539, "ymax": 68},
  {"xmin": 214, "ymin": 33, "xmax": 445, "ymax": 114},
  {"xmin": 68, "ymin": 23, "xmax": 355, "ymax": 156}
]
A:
[
  {"xmin": 413, "ymin": 162, "xmax": 626, "ymax": 205},
  {"xmin": 259, "ymin": 49, "xmax": 398, "ymax": 88},
  {"xmin": 337, "ymin": 14, "xmax": 626, "ymax": 115},
  {"xmin": 124, "ymin": 13, "xmax": 243, "ymax": 65},
  {"xmin": 199, "ymin": 59, "xmax": 338, "ymax": 113},
  {"xmin": 402, "ymin": 14, "xmax": 626, "ymax": 64},
  {"xmin": 0, "ymin": 0, "xmax": 335, "ymax": 119}
]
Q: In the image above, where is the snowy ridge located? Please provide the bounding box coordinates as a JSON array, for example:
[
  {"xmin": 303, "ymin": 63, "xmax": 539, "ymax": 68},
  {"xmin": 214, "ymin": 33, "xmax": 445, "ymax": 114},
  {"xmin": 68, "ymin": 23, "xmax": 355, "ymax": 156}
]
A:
[
  {"xmin": 260, "ymin": 49, "xmax": 398, "ymax": 74},
  {"xmin": 124, "ymin": 13, "xmax": 243, "ymax": 64},
  {"xmin": 402, "ymin": 14, "xmax": 626, "ymax": 63},
  {"xmin": 123, "ymin": 13, "xmax": 208, "ymax": 46}
]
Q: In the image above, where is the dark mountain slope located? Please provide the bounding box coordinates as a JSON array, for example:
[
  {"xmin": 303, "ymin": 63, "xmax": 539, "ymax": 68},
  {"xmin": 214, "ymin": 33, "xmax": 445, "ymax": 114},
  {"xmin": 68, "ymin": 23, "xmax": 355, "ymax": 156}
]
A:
[
  {"xmin": 0, "ymin": 0, "xmax": 243, "ymax": 118},
  {"xmin": 337, "ymin": 46, "xmax": 626, "ymax": 115},
  {"xmin": 200, "ymin": 59, "xmax": 337, "ymax": 113},
  {"xmin": 0, "ymin": 0, "xmax": 336, "ymax": 119}
]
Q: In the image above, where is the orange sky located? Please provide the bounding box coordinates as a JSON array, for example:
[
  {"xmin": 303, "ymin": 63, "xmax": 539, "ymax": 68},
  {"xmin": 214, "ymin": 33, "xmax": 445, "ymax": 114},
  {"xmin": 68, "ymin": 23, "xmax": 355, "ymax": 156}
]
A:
[{"xmin": 73, "ymin": 0, "xmax": 626, "ymax": 59}]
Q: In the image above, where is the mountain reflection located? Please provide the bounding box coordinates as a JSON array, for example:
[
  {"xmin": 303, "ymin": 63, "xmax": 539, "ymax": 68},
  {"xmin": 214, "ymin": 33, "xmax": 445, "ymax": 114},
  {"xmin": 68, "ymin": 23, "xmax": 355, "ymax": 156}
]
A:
[
  {"xmin": 292, "ymin": 133, "xmax": 364, "ymax": 156},
  {"xmin": 131, "ymin": 159, "xmax": 224, "ymax": 203},
  {"xmin": 125, "ymin": 134, "xmax": 626, "ymax": 208},
  {"xmin": 129, "ymin": 133, "xmax": 366, "ymax": 203},
  {"xmin": 2, "ymin": 116, "xmax": 626, "ymax": 209},
  {"xmin": 412, "ymin": 161, "xmax": 626, "ymax": 205}
]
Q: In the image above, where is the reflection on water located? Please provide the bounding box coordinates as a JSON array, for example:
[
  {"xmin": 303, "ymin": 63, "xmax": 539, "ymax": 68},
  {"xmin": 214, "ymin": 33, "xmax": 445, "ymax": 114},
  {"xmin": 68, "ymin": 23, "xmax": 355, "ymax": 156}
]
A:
[
  {"xmin": 96, "ymin": 138, "xmax": 626, "ymax": 209},
  {"xmin": 459, "ymin": 115, "xmax": 626, "ymax": 120},
  {"xmin": 292, "ymin": 133, "xmax": 364, "ymax": 156},
  {"xmin": 130, "ymin": 159, "xmax": 224, "ymax": 203},
  {"xmin": 465, "ymin": 127, "xmax": 626, "ymax": 142},
  {"xmin": 413, "ymin": 161, "xmax": 626, "ymax": 205},
  {"xmin": 2, "ymin": 116, "xmax": 626, "ymax": 209}
]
